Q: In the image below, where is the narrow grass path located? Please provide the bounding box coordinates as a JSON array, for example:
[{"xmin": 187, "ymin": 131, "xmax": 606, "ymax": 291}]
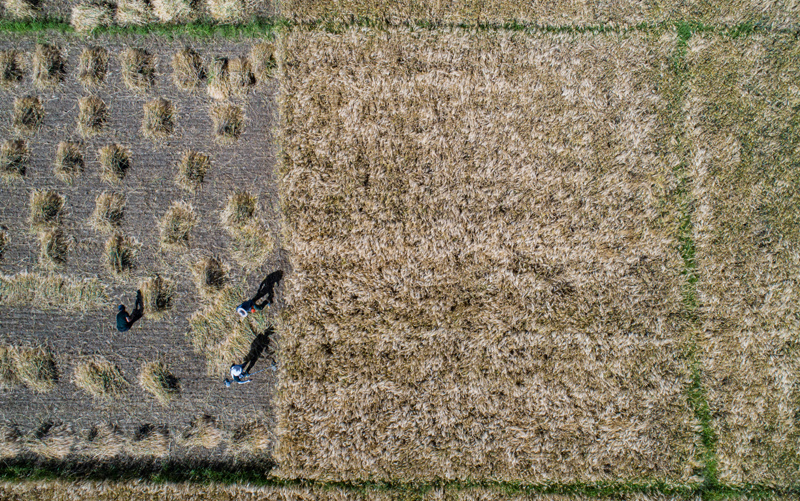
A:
[
  {"xmin": 0, "ymin": 16, "xmax": 798, "ymax": 500},
  {"xmin": 669, "ymin": 22, "xmax": 722, "ymax": 501}
]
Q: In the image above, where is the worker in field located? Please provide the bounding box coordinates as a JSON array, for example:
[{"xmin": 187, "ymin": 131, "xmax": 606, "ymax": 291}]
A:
[
  {"xmin": 116, "ymin": 290, "xmax": 144, "ymax": 332},
  {"xmin": 225, "ymin": 363, "xmax": 252, "ymax": 386},
  {"xmin": 236, "ymin": 270, "xmax": 283, "ymax": 318}
]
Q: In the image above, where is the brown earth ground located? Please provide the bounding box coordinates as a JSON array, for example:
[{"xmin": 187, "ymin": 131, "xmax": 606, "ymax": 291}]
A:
[{"xmin": 0, "ymin": 33, "xmax": 283, "ymax": 463}]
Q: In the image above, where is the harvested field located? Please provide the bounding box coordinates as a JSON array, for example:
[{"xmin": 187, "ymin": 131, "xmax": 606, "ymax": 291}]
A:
[
  {"xmin": 0, "ymin": 34, "xmax": 281, "ymax": 469},
  {"xmin": 277, "ymin": 28, "xmax": 697, "ymax": 483},
  {"xmin": 686, "ymin": 34, "xmax": 800, "ymax": 486}
]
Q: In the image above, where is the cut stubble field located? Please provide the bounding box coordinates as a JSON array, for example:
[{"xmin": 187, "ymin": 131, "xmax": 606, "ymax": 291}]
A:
[
  {"xmin": 0, "ymin": 33, "xmax": 283, "ymax": 465},
  {"xmin": 276, "ymin": 28, "xmax": 700, "ymax": 483}
]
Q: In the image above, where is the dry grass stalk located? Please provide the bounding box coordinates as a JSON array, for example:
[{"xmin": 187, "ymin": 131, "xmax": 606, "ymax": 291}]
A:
[
  {"xmin": 0, "ymin": 50, "xmax": 26, "ymax": 87},
  {"xmin": 73, "ymin": 357, "xmax": 128, "ymax": 400},
  {"xmin": 249, "ymin": 41, "xmax": 275, "ymax": 83},
  {"xmin": 139, "ymin": 361, "xmax": 179, "ymax": 406},
  {"xmin": 0, "ymin": 480, "xmax": 378, "ymax": 499},
  {"xmin": 175, "ymin": 150, "xmax": 210, "ymax": 192},
  {"xmin": 13, "ymin": 346, "xmax": 58, "ymax": 393},
  {"xmin": 191, "ymin": 255, "xmax": 227, "ymax": 298},
  {"xmin": 171, "ymin": 47, "xmax": 205, "ymax": 91},
  {"xmin": 139, "ymin": 274, "xmax": 175, "ymax": 319},
  {"xmin": 53, "ymin": 141, "xmax": 84, "ymax": 183},
  {"xmin": 230, "ymin": 421, "xmax": 272, "ymax": 457},
  {"xmin": 188, "ymin": 285, "xmax": 270, "ymax": 375},
  {"xmin": 275, "ymin": 28, "xmax": 698, "ymax": 482},
  {"xmin": 210, "ymin": 103, "xmax": 244, "ymax": 142},
  {"xmin": 78, "ymin": 95, "xmax": 108, "ymax": 137},
  {"xmin": 71, "ymin": 2, "xmax": 114, "ymax": 32},
  {"xmin": 90, "ymin": 192, "xmax": 125, "ymax": 233},
  {"xmin": 120, "ymin": 48, "xmax": 155, "ymax": 91},
  {"xmin": 230, "ymin": 225, "xmax": 272, "ymax": 269},
  {"xmin": 13, "ymin": 96, "xmax": 44, "ymax": 134},
  {"xmin": 181, "ymin": 414, "xmax": 224, "ymax": 449},
  {"xmin": 103, "ymin": 234, "xmax": 138, "ymax": 275},
  {"xmin": 221, "ymin": 190, "xmax": 256, "ymax": 230},
  {"xmin": 128, "ymin": 424, "xmax": 169, "ymax": 458},
  {"xmin": 159, "ymin": 201, "xmax": 195, "ymax": 250},
  {"xmin": 3, "ymin": 0, "xmax": 37, "ymax": 19},
  {"xmin": 0, "ymin": 139, "xmax": 29, "ymax": 181},
  {"xmin": 686, "ymin": 34, "xmax": 800, "ymax": 486},
  {"xmin": 0, "ymin": 346, "xmax": 18, "ymax": 389},
  {"xmin": 32, "ymin": 43, "xmax": 65, "ymax": 89},
  {"xmin": 228, "ymin": 56, "xmax": 255, "ymax": 95},
  {"xmin": 0, "ymin": 230, "xmax": 6, "ymax": 261},
  {"xmin": 0, "ymin": 272, "xmax": 106, "ymax": 310},
  {"xmin": 142, "ymin": 98, "xmax": 176, "ymax": 139},
  {"xmin": 29, "ymin": 190, "xmax": 64, "ymax": 230},
  {"xmin": 221, "ymin": 191, "xmax": 271, "ymax": 268},
  {"xmin": 0, "ymin": 424, "xmax": 21, "ymax": 459},
  {"xmin": 79, "ymin": 423, "xmax": 127, "ymax": 459},
  {"xmin": 206, "ymin": 57, "xmax": 230, "ymax": 100},
  {"xmin": 98, "ymin": 144, "xmax": 131, "ymax": 183},
  {"xmin": 116, "ymin": 0, "xmax": 156, "ymax": 24},
  {"xmin": 78, "ymin": 47, "xmax": 108, "ymax": 88},
  {"xmin": 208, "ymin": 0, "xmax": 245, "ymax": 22},
  {"xmin": 37, "ymin": 229, "xmax": 70, "ymax": 268},
  {"xmin": 152, "ymin": 0, "xmax": 193, "ymax": 22},
  {"xmin": 27, "ymin": 422, "xmax": 73, "ymax": 460}
]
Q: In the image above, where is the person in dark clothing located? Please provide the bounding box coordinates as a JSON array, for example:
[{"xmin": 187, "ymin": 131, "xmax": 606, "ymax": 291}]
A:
[
  {"xmin": 117, "ymin": 290, "xmax": 143, "ymax": 332},
  {"xmin": 236, "ymin": 270, "xmax": 282, "ymax": 318}
]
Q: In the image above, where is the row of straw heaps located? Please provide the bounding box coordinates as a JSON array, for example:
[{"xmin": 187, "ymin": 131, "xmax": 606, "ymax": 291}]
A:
[
  {"xmin": 68, "ymin": 0, "xmax": 259, "ymax": 31},
  {"xmin": 0, "ymin": 417, "xmax": 272, "ymax": 461}
]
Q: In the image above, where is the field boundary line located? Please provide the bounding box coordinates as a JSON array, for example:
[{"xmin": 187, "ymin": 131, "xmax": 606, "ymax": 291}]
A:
[
  {"xmin": 670, "ymin": 21, "xmax": 721, "ymax": 500},
  {"xmin": 1, "ymin": 462, "xmax": 799, "ymax": 498},
  {"xmin": 0, "ymin": 17, "xmax": 793, "ymax": 37}
]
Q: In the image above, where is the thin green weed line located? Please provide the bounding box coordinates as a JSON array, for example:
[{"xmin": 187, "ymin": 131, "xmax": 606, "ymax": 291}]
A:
[
  {"xmin": 0, "ymin": 16, "xmax": 794, "ymax": 38},
  {"xmin": 1, "ymin": 462, "xmax": 797, "ymax": 499},
  {"xmin": 669, "ymin": 21, "xmax": 721, "ymax": 498}
]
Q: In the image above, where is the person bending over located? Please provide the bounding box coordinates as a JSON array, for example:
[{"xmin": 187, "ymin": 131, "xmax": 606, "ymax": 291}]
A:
[{"xmin": 117, "ymin": 290, "xmax": 143, "ymax": 332}]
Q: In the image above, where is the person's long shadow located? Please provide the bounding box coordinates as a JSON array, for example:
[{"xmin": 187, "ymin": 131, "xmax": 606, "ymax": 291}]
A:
[
  {"xmin": 251, "ymin": 270, "xmax": 283, "ymax": 306},
  {"xmin": 243, "ymin": 326, "xmax": 275, "ymax": 374}
]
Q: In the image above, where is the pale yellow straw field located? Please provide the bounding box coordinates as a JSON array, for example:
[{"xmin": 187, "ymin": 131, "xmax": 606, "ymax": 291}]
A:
[
  {"xmin": 276, "ymin": 28, "xmax": 699, "ymax": 483},
  {"xmin": 281, "ymin": 0, "xmax": 800, "ymax": 30},
  {"xmin": 0, "ymin": 480, "xmax": 695, "ymax": 501},
  {"xmin": 686, "ymin": 34, "xmax": 800, "ymax": 486}
]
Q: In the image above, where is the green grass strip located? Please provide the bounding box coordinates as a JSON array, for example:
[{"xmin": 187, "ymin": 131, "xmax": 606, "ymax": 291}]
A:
[
  {"xmin": 0, "ymin": 16, "xmax": 284, "ymax": 38},
  {"xmin": 670, "ymin": 21, "xmax": 721, "ymax": 500},
  {"xmin": 2, "ymin": 461, "xmax": 799, "ymax": 499},
  {"xmin": 0, "ymin": 16, "xmax": 789, "ymax": 38}
]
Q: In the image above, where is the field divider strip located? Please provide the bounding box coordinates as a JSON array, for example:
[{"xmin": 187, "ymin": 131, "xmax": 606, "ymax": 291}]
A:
[
  {"xmin": 670, "ymin": 21, "xmax": 720, "ymax": 498},
  {"xmin": 2, "ymin": 462, "xmax": 799, "ymax": 498},
  {"xmin": 0, "ymin": 17, "xmax": 790, "ymax": 38}
]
